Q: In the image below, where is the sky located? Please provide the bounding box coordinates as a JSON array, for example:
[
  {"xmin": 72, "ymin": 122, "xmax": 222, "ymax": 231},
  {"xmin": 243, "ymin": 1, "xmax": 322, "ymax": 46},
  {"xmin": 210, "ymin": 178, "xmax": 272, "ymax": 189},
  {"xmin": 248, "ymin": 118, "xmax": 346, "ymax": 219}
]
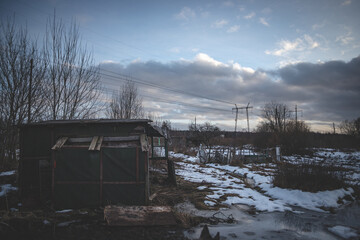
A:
[{"xmin": 1, "ymin": 0, "xmax": 359, "ymax": 132}]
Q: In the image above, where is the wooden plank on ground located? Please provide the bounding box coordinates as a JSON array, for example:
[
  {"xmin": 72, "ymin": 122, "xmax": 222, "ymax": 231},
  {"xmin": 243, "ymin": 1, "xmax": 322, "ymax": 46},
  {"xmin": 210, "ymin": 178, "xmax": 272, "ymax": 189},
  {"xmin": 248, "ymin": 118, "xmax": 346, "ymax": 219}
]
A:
[
  {"xmin": 104, "ymin": 205, "xmax": 177, "ymax": 226},
  {"xmin": 51, "ymin": 137, "xmax": 68, "ymax": 150},
  {"xmin": 89, "ymin": 136, "xmax": 99, "ymax": 151}
]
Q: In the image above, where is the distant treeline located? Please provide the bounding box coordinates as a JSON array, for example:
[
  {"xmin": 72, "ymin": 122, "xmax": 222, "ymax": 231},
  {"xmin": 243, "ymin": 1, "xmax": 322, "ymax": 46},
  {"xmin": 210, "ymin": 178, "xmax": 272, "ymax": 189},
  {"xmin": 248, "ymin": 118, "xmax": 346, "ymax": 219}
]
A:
[{"xmin": 171, "ymin": 130, "xmax": 360, "ymax": 151}]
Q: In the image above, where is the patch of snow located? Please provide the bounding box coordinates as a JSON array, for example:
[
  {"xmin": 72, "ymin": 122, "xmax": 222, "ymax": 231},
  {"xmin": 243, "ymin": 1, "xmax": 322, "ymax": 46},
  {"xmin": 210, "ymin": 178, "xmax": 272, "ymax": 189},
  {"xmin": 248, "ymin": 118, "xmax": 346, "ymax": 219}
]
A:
[
  {"xmin": 0, "ymin": 184, "xmax": 18, "ymax": 197},
  {"xmin": 10, "ymin": 208, "xmax": 18, "ymax": 212},
  {"xmin": 57, "ymin": 220, "xmax": 80, "ymax": 227},
  {"xmin": 43, "ymin": 220, "xmax": 51, "ymax": 225},
  {"xmin": 0, "ymin": 170, "xmax": 16, "ymax": 177},
  {"xmin": 263, "ymin": 186, "xmax": 354, "ymax": 212},
  {"xmin": 170, "ymin": 151, "xmax": 199, "ymax": 163},
  {"xmin": 328, "ymin": 225, "xmax": 358, "ymax": 239},
  {"xmin": 55, "ymin": 209, "xmax": 73, "ymax": 213},
  {"xmin": 204, "ymin": 200, "xmax": 216, "ymax": 206},
  {"xmin": 197, "ymin": 186, "xmax": 207, "ymax": 190},
  {"xmin": 349, "ymin": 172, "xmax": 360, "ymax": 181}
]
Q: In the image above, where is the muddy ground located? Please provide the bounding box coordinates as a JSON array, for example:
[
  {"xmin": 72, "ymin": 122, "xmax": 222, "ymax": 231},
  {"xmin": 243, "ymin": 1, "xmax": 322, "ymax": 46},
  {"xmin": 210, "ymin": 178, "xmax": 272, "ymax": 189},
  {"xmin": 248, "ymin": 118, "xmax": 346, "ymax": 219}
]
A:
[
  {"xmin": 0, "ymin": 166, "xmax": 210, "ymax": 240},
  {"xmin": 1, "ymin": 159, "xmax": 359, "ymax": 240}
]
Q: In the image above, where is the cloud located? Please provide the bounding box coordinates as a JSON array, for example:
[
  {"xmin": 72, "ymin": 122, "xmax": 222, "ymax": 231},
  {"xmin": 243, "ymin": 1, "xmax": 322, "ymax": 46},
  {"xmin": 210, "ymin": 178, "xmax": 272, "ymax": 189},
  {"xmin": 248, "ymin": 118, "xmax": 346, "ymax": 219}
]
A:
[
  {"xmin": 174, "ymin": 7, "xmax": 196, "ymax": 21},
  {"xmin": 99, "ymin": 54, "xmax": 360, "ymax": 130},
  {"xmin": 259, "ymin": 18, "xmax": 269, "ymax": 26},
  {"xmin": 212, "ymin": 19, "xmax": 228, "ymax": 28},
  {"xmin": 342, "ymin": 0, "xmax": 351, "ymax": 6},
  {"xmin": 261, "ymin": 8, "xmax": 272, "ymax": 14},
  {"xmin": 244, "ymin": 12, "xmax": 256, "ymax": 19},
  {"xmin": 227, "ymin": 25, "xmax": 240, "ymax": 33},
  {"xmin": 169, "ymin": 47, "xmax": 180, "ymax": 53},
  {"xmin": 191, "ymin": 48, "xmax": 200, "ymax": 52},
  {"xmin": 312, "ymin": 21, "xmax": 326, "ymax": 30},
  {"xmin": 336, "ymin": 29, "xmax": 354, "ymax": 45},
  {"xmin": 223, "ymin": 1, "xmax": 234, "ymax": 7},
  {"xmin": 265, "ymin": 35, "xmax": 319, "ymax": 56}
]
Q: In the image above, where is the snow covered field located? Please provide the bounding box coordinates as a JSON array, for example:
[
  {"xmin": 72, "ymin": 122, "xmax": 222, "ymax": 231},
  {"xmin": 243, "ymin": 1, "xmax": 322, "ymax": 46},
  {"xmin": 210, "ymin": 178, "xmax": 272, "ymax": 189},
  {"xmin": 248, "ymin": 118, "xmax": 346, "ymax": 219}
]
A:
[
  {"xmin": 172, "ymin": 149, "xmax": 357, "ymax": 213},
  {"xmin": 172, "ymin": 148, "xmax": 360, "ymax": 239}
]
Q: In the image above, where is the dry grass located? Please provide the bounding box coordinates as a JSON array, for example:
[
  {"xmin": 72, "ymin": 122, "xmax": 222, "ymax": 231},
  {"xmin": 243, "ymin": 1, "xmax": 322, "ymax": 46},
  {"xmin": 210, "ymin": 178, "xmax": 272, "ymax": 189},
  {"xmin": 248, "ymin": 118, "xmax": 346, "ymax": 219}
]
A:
[{"xmin": 272, "ymin": 161, "xmax": 348, "ymax": 192}]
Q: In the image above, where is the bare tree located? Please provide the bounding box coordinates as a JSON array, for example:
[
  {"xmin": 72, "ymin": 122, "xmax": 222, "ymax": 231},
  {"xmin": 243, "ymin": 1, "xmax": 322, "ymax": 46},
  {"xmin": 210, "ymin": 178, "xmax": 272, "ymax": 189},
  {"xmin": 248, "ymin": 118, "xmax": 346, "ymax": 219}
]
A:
[
  {"xmin": 0, "ymin": 17, "xmax": 46, "ymax": 167},
  {"xmin": 106, "ymin": 80, "xmax": 144, "ymax": 119},
  {"xmin": 189, "ymin": 121, "xmax": 221, "ymax": 159},
  {"xmin": 286, "ymin": 120, "xmax": 310, "ymax": 133},
  {"xmin": 258, "ymin": 101, "xmax": 290, "ymax": 133},
  {"xmin": 43, "ymin": 14, "xmax": 100, "ymax": 120},
  {"xmin": 339, "ymin": 117, "xmax": 360, "ymax": 136}
]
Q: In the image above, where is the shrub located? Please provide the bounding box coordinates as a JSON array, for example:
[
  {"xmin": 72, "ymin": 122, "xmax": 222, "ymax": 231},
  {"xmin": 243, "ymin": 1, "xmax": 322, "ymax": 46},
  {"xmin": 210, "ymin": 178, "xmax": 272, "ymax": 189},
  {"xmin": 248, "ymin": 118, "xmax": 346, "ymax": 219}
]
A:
[{"xmin": 272, "ymin": 161, "xmax": 347, "ymax": 192}]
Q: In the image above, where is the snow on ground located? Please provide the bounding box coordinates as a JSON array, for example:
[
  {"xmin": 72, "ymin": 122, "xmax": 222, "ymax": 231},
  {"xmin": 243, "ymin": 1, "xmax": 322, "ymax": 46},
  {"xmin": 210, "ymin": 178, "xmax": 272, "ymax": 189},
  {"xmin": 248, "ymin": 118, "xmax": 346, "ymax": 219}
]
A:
[
  {"xmin": 328, "ymin": 225, "xmax": 358, "ymax": 239},
  {"xmin": 208, "ymin": 164, "xmax": 354, "ymax": 212},
  {"xmin": 55, "ymin": 209, "xmax": 73, "ymax": 213},
  {"xmin": 0, "ymin": 170, "xmax": 16, "ymax": 177},
  {"xmin": 176, "ymin": 161, "xmax": 290, "ymax": 212},
  {"xmin": 283, "ymin": 148, "xmax": 360, "ymax": 170},
  {"xmin": 170, "ymin": 152, "xmax": 199, "ymax": 163},
  {"xmin": 0, "ymin": 184, "xmax": 18, "ymax": 197},
  {"xmin": 171, "ymin": 149, "xmax": 356, "ymax": 213}
]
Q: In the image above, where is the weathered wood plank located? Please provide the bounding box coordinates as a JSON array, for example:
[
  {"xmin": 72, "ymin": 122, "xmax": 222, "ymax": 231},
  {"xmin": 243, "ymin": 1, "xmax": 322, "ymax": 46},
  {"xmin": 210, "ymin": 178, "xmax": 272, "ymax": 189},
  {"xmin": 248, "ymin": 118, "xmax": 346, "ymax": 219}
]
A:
[
  {"xmin": 95, "ymin": 136, "xmax": 103, "ymax": 151},
  {"xmin": 103, "ymin": 136, "xmax": 139, "ymax": 142},
  {"xmin": 104, "ymin": 205, "xmax": 177, "ymax": 226},
  {"xmin": 89, "ymin": 136, "xmax": 99, "ymax": 151},
  {"xmin": 51, "ymin": 137, "xmax": 68, "ymax": 150}
]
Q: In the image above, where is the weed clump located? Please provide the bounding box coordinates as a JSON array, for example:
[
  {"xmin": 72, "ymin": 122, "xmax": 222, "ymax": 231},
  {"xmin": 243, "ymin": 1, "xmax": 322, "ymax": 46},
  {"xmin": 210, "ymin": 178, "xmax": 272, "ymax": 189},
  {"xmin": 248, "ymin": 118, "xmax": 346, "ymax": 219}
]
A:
[{"xmin": 272, "ymin": 161, "xmax": 347, "ymax": 192}]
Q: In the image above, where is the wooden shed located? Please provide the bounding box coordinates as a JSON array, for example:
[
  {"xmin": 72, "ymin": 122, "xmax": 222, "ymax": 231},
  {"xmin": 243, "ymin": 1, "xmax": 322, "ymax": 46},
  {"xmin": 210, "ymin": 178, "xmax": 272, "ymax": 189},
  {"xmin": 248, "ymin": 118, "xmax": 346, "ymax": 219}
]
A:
[{"xmin": 18, "ymin": 119, "xmax": 168, "ymax": 209}]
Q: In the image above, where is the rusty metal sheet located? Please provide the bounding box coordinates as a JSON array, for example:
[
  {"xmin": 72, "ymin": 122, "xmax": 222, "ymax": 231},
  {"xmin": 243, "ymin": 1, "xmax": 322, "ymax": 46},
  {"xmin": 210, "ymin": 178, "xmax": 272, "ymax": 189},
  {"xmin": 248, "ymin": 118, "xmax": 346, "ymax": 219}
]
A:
[{"xmin": 104, "ymin": 205, "xmax": 177, "ymax": 226}]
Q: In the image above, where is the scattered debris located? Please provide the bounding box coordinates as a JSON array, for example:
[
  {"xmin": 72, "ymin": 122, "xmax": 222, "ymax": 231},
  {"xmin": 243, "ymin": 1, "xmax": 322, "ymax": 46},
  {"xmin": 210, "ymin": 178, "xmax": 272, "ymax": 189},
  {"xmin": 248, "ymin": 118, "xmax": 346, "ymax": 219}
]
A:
[
  {"xmin": 57, "ymin": 220, "xmax": 81, "ymax": 227},
  {"xmin": 149, "ymin": 193, "xmax": 158, "ymax": 201},
  {"xmin": 104, "ymin": 205, "xmax": 177, "ymax": 226},
  {"xmin": 199, "ymin": 225, "xmax": 220, "ymax": 240}
]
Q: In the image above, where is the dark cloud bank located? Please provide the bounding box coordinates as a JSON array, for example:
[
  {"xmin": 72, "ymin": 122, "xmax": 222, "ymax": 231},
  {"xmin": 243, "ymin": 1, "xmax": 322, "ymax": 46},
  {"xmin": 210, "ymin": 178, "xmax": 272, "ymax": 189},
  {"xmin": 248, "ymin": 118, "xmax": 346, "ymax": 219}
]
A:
[{"xmin": 100, "ymin": 55, "xmax": 360, "ymax": 130}]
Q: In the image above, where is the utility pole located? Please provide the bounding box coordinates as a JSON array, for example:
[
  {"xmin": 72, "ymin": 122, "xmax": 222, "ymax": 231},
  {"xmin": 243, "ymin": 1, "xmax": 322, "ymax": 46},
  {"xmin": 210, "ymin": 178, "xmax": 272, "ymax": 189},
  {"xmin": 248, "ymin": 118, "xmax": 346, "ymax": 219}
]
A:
[
  {"xmin": 233, "ymin": 104, "xmax": 239, "ymax": 134},
  {"xmin": 195, "ymin": 116, "xmax": 197, "ymax": 130},
  {"xmin": 233, "ymin": 103, "xmax": 253, "ymax": 133},
  {"xmin": 245, "ymin": 103, "xmax": 252, "ymax": 133},
  {"xmin": 290, "ymin": 104, "xmax": 302, "ymax": 128},
  {"xmin": 28, "ymin": 58, "xmax": 33, "ymax": 123},
  {"xmin": 333, "ymin": 123, "xmax": 336, "ymax": 134},
  {"xmin": 232, "ymin": 103, "xmax": 253, "ymax": 160}
]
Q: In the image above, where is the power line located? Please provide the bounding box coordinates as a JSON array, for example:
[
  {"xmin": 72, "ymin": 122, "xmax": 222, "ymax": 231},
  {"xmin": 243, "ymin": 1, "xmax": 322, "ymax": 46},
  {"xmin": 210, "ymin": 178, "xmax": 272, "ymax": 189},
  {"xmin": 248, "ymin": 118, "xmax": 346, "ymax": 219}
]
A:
[
  {"xmin": 100, "ymin": 85, "xmax": 232, "ymax": 114},
  {"xmin": 99, "ymin": 67, "xmax": 234, "ymax": 105},
  {"xmin": 8, "ymin": 1, "xmax": 235, "ymax": 106}
]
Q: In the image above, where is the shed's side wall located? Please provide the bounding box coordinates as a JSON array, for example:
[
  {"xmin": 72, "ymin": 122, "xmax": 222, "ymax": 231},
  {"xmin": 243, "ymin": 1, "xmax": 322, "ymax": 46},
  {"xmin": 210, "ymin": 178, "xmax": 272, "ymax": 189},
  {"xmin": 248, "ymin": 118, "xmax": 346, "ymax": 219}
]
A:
[{"xmin": 20, "ymin": 122, "xmax": 150, "ymax": 207}]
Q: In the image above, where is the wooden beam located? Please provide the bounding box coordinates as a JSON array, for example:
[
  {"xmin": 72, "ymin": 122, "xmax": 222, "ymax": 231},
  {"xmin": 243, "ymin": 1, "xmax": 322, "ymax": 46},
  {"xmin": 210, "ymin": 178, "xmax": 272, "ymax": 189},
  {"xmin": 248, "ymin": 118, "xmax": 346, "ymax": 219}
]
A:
[
  {"xmin": 51, "ymin": 137, "xmax": 68, "ymax": 150},
  {"xmin": 103, "ymin": 136, "xmax": 139, "ymax": 142},
  {"xmin": 95, "ymin": 136, "xmax": 103, "ymax": 151},
  {"xmin": 89, "ymin": 136, "xmax": 99, "ymax": 151}
]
